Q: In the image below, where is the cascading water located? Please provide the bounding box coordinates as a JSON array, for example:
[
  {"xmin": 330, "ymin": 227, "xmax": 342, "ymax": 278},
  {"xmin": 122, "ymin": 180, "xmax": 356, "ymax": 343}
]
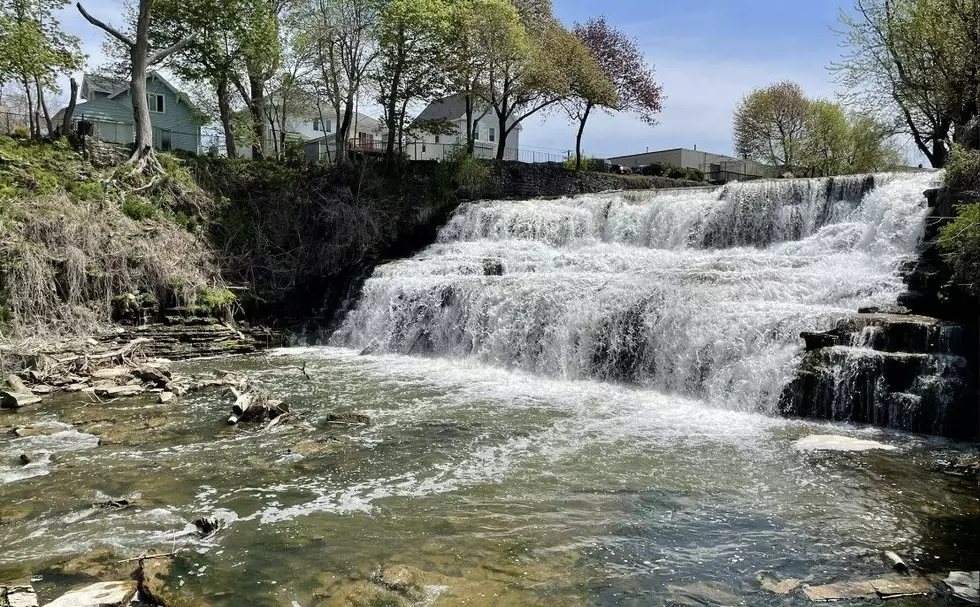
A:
[{"xmin": 331, "ymin": 173, "xmax": 937, "ymax": 413}]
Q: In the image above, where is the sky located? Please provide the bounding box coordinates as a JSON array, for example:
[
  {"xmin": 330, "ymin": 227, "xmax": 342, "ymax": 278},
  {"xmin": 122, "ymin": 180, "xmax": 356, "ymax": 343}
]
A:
[{"xmin": 53, "ymin": 0, "xmax": 860, "ymax": 161}]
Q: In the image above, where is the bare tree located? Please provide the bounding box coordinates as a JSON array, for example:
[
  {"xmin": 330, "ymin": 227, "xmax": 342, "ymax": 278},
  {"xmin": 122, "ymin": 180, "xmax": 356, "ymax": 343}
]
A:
[{"xmin": 76, "ymin": 0, "xmax": 194, "ymax": 173}]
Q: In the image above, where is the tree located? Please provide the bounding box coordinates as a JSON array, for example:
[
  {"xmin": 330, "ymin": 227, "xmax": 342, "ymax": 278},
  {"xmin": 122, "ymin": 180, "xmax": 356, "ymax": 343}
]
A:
[
  {"xmin": 373, "ymin": 0, "xmax": 452, "ymax": 163},
  {"xmin": 835, "ymin": 0, "xmax": 979, "ymax": 167},
  {"xmin": 800, "ymin": 100, "xmax": 851, "ymax": 177},
  {"xmin": 567, "ymin": 18, "xmax": 662, "ymax": 170},
  {"xmin": 303, "ymin": 0, "xmax": 380, "ymax": 164},
  {"xmin": 0, "ymin": 0, "xmax": 84, "ymax": 138},
  {"xmin": 733, "ymin": 81, "xmax": 810, "ymax": 170}
]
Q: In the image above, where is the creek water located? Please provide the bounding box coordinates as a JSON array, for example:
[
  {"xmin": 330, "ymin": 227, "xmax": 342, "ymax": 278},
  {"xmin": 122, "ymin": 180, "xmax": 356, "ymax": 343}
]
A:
[{"xmin": 1, "ymin": 173, "xmax": 978, "ymax": 606}]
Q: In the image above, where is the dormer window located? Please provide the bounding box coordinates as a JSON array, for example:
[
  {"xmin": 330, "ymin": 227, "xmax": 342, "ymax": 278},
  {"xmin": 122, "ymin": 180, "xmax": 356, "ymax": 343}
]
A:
[{"xmin": 147, "ymin": 93, "xmax": 165, "ymax": 113}]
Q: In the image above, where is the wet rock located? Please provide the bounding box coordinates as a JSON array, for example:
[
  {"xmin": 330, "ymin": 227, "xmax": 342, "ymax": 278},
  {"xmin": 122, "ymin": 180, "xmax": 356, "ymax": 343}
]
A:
[
  {"xmin": 857, "ymin": 305, "xmax": 911, "ymax": 315},
  {"xmin": 289, "ymin": 440, "xmax": 341, "ymax": 458},
  {"xmin": 800, "ymin": 331, "xmax": 839, "ymax": 351},
  {"xmin": 12, "ymin": 426, "xmax": 62, "ymax": 438},
  {"xmin": 136, "ymin": 557, "xmax": 206, "ymax": 607},
  {"xmin": 193, "ymin": 517, "xmax": 221, "ymax": 537},
  {"xmin": 667, "ymin": 581, "xmax": 746, "ymax": 605},
  {"xmin": 52, "ymin": 548, "xmax": 132, "ymax": 581},
  {"xmin": 226, "ymin": 385, "xmax": 286, "ymax": 425},
  {"xmin": 757, "ymin": 572, "xmax": 801, "ymax": 594},
  {"xmin": 29, "ymin": 385, "xmax": 54, "ymax": 395},
  {"xmin": 0, "ymin": 391, "xmax": 42, "ymax": 409},
  {"xmin": 326, "ymin": 412, "xmax": 372, "ymax": 426},
  {"xmin": 940, "ymin": 571, "xmax": 979, "ymax": 603},
  {"xmin": 94, "ymin": 385, "xmax": 145, "ymax": 398},
  {"xmin": 164, "ymin": 381, "xmax": 188, "ymax": 397},
  {"xmin": 803, "ymin": 577, "xmax": 933, "ymax": 602},
  {"xmin": 93, "ymin": 499, "xmax": 130, "ymax": 510},
  {"xmin": 1, "ymin": 584, "xmax": 39, "ymax": 607},
  {"xmin": 157, "ymin": 391, "xmax": 175, "ymax": 404},
  {"xmin": 793, "ymin": 434, "xmax": 897, "ymax": 452},
  {"xmin": 0, "ymin": 504, "xmax": 33, "ymax": 524},
  {"xmin": 42, "ymin": 581, "xmax": 137, "ymax": 607},
  {"xmin": 483, "ymin": 258, "xmax": 504, "ymax": 276},
  {"xmin": 944, "ymin": 453, "xmax": 980, "ymax": 478},
  {"xmin": 65, "ymin": 383, "xmax": 89, "ymax": 392},
  {"xmin": 135, "ymin": 365, "xmax": 171, "ymax": 388},
  {"xmin": 18, "ymin": 453, "xmax": 32, "ymax": 464}
]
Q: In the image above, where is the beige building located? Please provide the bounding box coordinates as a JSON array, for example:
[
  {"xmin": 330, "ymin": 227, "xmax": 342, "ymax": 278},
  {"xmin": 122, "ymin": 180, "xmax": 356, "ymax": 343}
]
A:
[{"xmin": 608, "ymin": 147, "xmax": 773, "ymax": 182}]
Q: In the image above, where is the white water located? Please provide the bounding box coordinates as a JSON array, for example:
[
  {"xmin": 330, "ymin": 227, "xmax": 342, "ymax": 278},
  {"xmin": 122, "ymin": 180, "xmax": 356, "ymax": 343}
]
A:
[{"xmin": 333, "ymin": 173, "xmax": 936, "ymax": 413}]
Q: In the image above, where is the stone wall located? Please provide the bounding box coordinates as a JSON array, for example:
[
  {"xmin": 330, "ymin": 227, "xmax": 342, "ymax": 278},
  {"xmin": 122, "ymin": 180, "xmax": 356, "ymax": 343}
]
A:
[{"xmin": 480, "ymin": 161, "xmax": 701, "ymax": 199}]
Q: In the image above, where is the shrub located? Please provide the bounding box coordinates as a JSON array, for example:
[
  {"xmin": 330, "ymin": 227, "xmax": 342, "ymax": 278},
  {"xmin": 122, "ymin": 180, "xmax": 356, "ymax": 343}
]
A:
[
  {"xmin": 197, "ymin": 286, "xmax": 237, "ymax": 318},
  {"xmin": 641, "ymin": 163, "xmax": 669, "ymax": 177},
  {"xmin": 449, "ymin": 150, "xmax": 490, "ymax": 193},
  {"xmin": 563, "ymin": 155, "xmax": 607, "ymax": 172},
  {"xmin": 938, "ymin": 202, "xmax": 980, "ymax": 298},
  {"xmin": 122, "ymin": 195, "xmax": 157, "ymax": 220},
  {"xmin": 945, "ymin": 144, "xmax": 980, "ymax": 191}
]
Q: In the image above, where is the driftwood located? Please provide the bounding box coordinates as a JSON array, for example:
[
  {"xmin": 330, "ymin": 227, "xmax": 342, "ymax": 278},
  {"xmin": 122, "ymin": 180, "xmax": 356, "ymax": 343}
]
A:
[{"xmin": 226, "ymin": 382, "xmax": 288, "ymax": 425}]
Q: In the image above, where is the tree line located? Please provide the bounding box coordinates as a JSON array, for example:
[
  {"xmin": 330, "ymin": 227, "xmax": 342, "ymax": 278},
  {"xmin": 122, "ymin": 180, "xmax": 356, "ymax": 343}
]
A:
[
  {"xmin": 1, "ymin": 0, "xmax": 663, "ymax": 173},
  {"xmin": 735, "ymin": 0, "xmax": 978, "ymax": 172}
]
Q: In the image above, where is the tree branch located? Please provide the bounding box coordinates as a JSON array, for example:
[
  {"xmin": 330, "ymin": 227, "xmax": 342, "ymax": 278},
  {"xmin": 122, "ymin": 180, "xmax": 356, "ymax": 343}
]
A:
[
  {"xmin": 148, "ymin": 33, "xmax": 197, "ymax": 66},
  {"xmin": 76, "ymin": 2, "xmax": 135, "ymax": 47}
]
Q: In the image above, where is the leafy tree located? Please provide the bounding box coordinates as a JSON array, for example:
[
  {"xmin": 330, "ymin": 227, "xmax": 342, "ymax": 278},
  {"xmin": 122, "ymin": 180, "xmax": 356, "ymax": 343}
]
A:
[
  {"xmin": 0, "ymin": 0, "xmax": 83, "ymax": 137},
  {"xmin": 733, "ymin": 81, "xmax": 809, "ymax": 170},
  {"xmin": 835, "ymin": 0, "xmax": 979, "ymax": 167},
  {"xmin": 567, "ymin": 18, "xmax": 662, "ymax": 170},
  {"xmin": 77, "ymin": 0, "xmax": 195, "ymax": 172},
  {"xmin": 800, "ymin": 101, "xmax": 851, "ymax": 177},
  {"xmin": 373, "ymin": 0, "xmax": 452, "ymax": 163},
  {"xmin": 302, "ymin": 0, "xmax": 381, "ymax": 164}
]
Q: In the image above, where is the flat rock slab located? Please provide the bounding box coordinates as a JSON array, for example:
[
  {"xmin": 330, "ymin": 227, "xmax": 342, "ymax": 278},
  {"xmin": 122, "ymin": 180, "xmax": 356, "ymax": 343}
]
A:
[
  {"xmin": 2, "ymin": 584, "xmax": 40, "ymax": 607},
  {"xmin": 0, "ymin": 391, "xmax": 42, "ymax": 409},
  {"xmin": 803, "ymin": 577, "xmax": 933, "ymax": 601},
  {"xmin": 794, "ymin": 434, "xmax": 897, "ymax": 452},
  {"xmin": 42, "ymin": 581, "xmax": 137, "ymax": 607},
  {"xmin": 941, "ymin": 571, "xmax": 979, "ymax": 603},
  {"xmin": 757, "ymin": 572, "xmax": 801, "ymax": 594},
  {"xmin": 94, "ymin": 385, "xmax": 145, "ymax": 398}
]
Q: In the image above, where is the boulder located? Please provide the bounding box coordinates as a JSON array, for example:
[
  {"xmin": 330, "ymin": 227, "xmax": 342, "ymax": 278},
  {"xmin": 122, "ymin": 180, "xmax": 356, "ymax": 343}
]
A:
[
  {"xmin": 940, "ymin": 571, "xmax": 979, "ymax": 603},
  {"xmin": 157, "ymin": 391, "xmax": 175, "ymax": 404},
  {"xmin": 800, "ymin": 331, "xmax": 839, "ymax": 351},
  {"xmin": 13, "ymin": 426, "xmax": 62, "ymax": 438},
  {"xmin": 2, "ymin": 584, "xmax": 39, "ymax": 607},
  {"xmin": 135, "ymin": 366, "xmax": 171, "ymax": 388},
  {"xmin": 94, "ymin": 385, "xmax": 145, "ymax": 398},
  {"xmin": 41, "ymin": 581, "xmax": 137, "ymax": 607},
  {"xmin": 0, "ymin": 391, "xmax": 42, "ymax": 409}
]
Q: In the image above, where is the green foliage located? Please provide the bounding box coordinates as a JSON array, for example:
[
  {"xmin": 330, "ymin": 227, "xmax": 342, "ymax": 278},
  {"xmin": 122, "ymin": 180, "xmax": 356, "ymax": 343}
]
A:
[
  {"xmin": 562, "ymin": 154, "xmax": 605, "ymax": 172},
  {"xmin": 666, "ymin": 166, "xmax": 704, "ymax": 182},
  {"xmin": 938, "ymin": 203, "xmax": 980, "ymax": 298},
  {"xmin": 449, "ymin": 150, "xmax": 490, "ymax": 192},
  {"xmin": 944, "ymin": 145, "xmax": 980, "ymax": 191},
  {"xmin": 122, "ymin": 195, "xmax": 158, "ymax": 221},
  {"xmin": 641, "ymin": 163, "xmax": 668, "ymax": 177},
  {"xmin": 197, "ymin": 286, "xmax": 237, "ymax": 316}
]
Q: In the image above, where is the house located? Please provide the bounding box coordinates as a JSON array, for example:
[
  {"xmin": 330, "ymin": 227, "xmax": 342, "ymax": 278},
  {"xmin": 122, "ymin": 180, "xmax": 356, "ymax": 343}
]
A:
[
  {"xmin": 238, "ymin": 103, "xmax": 386, "ymax": 160},
  {"xmin": 607, "ymin": 147, "xmax": 773, "ymax": 182},
  {"xmin": 407, "ymin": 94, "xmax": 520, "ymax": 161},
  {"xmin": 54, "ymin": 72, "xmax": 202, "ymax": 154}
]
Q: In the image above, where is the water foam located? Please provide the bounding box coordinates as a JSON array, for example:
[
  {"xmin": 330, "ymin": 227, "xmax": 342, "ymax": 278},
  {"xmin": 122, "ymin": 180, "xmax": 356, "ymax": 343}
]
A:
[{"xmin": 332, "ymin": 174, "xmax": 935, "ymax": 412}]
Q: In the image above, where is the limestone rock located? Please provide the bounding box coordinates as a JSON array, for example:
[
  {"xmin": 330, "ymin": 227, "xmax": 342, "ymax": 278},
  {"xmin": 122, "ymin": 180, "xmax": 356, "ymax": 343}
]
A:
[
  {"xmin": 803, "ymin": 579, "xmax": 877, "ymax": 601},
  {"xmin": 42, "ymin": 581, "xmax": 137, "ymax": 607},
  {"xmin": 757, "ymin": 572, "xmax": 801, "ymax": 594},
  {"xmin": 90, "ymin": 367, "xmax": 133, "ymax": 381},
  {"xmin": 0, "ymin": 391, "xmax": 42, "ymax": 409},
  {"xmin": 157, "ymin": 391, "xmax": 175, "ymax": 404},
  {"xmin": 13, "ymin": 426, "xmax": 62, "ymax": 438},
  {"xmin": 289, "ymin": 440, "xmax": 340, "ymax": 458},
  {"xmin": 940, "ymin": 571, "xmax": 979, "ymax": 603},
  {"xmin": 94, "ymin": 385, "xmax": 145, "ymax": 398},
  {"xmin": 794, "ymin": 434, "xmax": 897, "ymax": 452},
  {"xmin": 326, "ymin": 412, "xmax": 372, "ymax": 426},
  {"xmin": 6, "ymin": 374, "xmax": 29, "ymax": 393},
  {"xmin": 870, "ymin": 576, "xmax": 933, "ymax": 599},
  {"xmin": 135, "ymin": 365, "xmax": 171, "ymax": 388},
  {"xmin": 2, "ymin": 584, "xmax": 39, "ymax": 607},
  {"xmin": 53, "ymin": 549, "xmax": 131, "ymax": 580}
]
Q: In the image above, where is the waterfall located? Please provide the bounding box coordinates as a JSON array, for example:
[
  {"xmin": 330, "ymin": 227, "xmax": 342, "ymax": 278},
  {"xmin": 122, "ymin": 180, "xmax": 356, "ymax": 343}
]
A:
[{"xmin": 331, "ymin": 173, "xmax": 937, "ymax": 413}]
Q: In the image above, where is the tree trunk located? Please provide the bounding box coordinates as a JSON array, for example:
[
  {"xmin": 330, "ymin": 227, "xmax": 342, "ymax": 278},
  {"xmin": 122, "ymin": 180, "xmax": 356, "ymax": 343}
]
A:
[
  {"xmin": 464, "ymin": 94, "xmax": 475, "ymax": 155},
  {"xmin": 216, "ymin": 77, "xmax": 236, "ymax": 157},
  {"xmin": 62, "ymin": 77, "xmax": 79, "ymax": 136},
  {"xmin": 130, "ymin": 35, "xmax": 154, "ymax": 162},
  {"xmin": 495, "ymin": 112, "xmax": 507, "ymax": 160},
  {"xmin": 335, "ymin": 99, "xmax": 354, "ymax": 164},
  {"xmin": 249, "ymin": 76, "xmax": 266, "ymax": 160},
  {"xmin": 575, "ymin": 104, "xmax": 592, "ymax": 171},
  {"xmin": 24, "ymin": 79, "xmax": 36, "ymax": 138},
  {"xmin": 35, "ymin": 76, "xmax": 53, "ymax": 136},
  {"xmin": 384, "ymin": 29, "xmax": 405, "ymax": 164}
]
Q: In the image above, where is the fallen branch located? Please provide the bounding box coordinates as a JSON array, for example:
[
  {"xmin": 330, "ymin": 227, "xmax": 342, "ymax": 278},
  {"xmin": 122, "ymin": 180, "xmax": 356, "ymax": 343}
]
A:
[{"xmin": 117, "ymin": 552, "xmax": 177, "ymax": 564}]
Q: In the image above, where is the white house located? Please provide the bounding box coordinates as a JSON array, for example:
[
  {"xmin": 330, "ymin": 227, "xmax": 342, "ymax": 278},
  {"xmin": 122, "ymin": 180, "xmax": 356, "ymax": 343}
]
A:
[
  {"xmin": 301, "ymin": 111, "xmax": 388, "ymax": 161},
  {"xmin": 54, "ymin": 72, "xmax": 202, "ymax": 155},
  {"xmin": 237, "ymin": 103, "xmax": 386, "ymax": 160},
  {"xmin": 406, "ymin": 94, "xmax": 520, "ymax": 161}
]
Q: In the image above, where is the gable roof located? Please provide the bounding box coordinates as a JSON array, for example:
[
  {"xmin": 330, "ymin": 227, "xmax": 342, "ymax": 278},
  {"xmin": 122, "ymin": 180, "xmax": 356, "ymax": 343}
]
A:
[
  {"xmin": 82, "ymin": 73, "xmax": 127, "ymax": 99},
  {"xmin": 416, "ymin": 94, "xmax": 471, "ymax": 122}
]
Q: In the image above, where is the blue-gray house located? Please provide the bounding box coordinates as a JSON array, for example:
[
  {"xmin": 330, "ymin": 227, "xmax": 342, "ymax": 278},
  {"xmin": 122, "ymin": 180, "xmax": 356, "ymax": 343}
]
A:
[{"xmin": 54, "ymin": 72, "xmax": 202, "ymax": 154}]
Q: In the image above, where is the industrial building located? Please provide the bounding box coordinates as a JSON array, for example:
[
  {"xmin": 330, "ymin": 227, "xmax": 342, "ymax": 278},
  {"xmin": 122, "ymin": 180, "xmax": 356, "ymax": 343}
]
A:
[{"xmin": 608, "ymin": 147, "xmax": 774, "ymax": 182}]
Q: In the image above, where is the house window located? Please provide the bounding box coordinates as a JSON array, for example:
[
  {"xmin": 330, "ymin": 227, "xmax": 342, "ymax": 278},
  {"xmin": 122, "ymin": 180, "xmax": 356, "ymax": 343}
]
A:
[
  {"xmin": 489, "ymin": 127, "xmax": 495, "ymax": 142},
  {"xmin": 161, "ymin": 129, "xmax": 172, "ymax": 151},
  {"xmin": 434, "ymin": 134, "xmax": 440, "ymax": 144},
  {"xmin": 473, "ymin": 120, "xmax": 480, "ymax": 141},
  {"xmin": 147, "ymin": 93, "xmax": 165, "ymax": 113},
  {"xmin": 314, "ymin": 118, "xmax": 332, "ymax": 132}
]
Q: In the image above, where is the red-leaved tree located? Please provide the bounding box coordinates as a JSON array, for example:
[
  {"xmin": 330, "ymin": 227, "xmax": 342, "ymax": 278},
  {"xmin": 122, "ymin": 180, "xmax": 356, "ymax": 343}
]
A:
[{"xmin": 568, "ymin": 18, "xmax": 664, "ymax": 170}]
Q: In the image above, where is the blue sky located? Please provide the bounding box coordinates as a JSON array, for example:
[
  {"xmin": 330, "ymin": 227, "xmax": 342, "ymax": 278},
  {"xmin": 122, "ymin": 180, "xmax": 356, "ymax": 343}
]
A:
[{"xmin": 55, "ymin": 0, "xmax": 858, "ymax": 160}]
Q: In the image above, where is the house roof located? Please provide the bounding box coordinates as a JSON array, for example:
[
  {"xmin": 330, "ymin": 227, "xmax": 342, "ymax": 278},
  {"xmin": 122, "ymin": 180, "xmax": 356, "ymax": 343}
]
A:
[
  {"xmin": 81, "ymin": 73, "xmax": 127, "ymax": 99},
  {"xmin": 416, "ymin": 94, "xmax": 469, "ymax": 121}
]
